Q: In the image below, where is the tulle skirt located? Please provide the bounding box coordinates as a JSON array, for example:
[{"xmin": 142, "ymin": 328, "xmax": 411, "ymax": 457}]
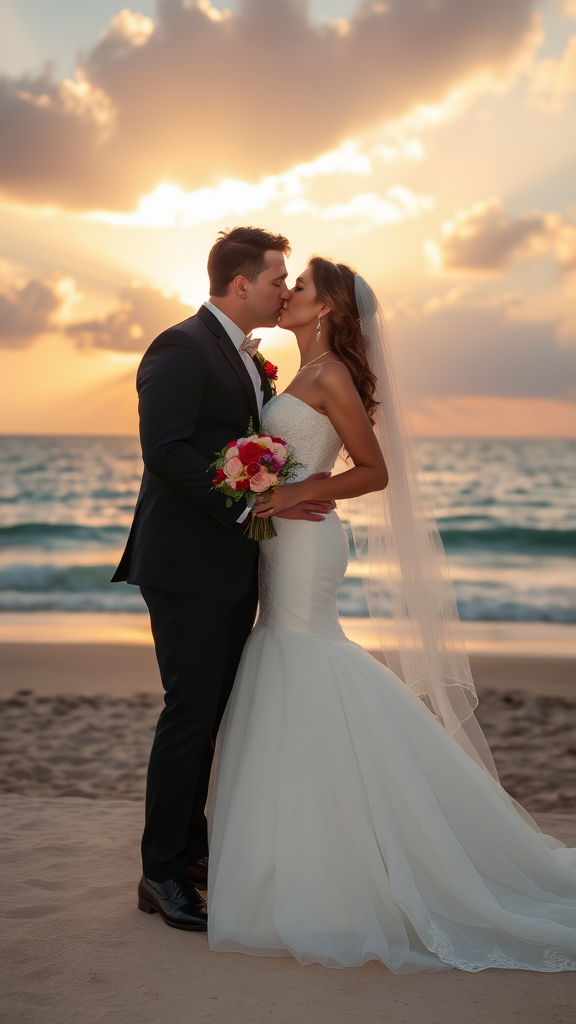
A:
[{"xmin": 207, "ymin": 626, "xmax": 576, "ymax": 971}]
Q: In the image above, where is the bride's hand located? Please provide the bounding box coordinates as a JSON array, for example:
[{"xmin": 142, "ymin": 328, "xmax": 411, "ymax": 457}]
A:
[
  {"xmin": 252, "ymin": 473, "xmax": 335, "ymax": 519},
  {"xmin": 252, "ymin": 481, "xmax": 307, "ymax": 517}
]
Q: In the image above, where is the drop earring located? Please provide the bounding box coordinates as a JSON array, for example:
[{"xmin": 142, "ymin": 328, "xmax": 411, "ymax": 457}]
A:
[{"xmin": 316, "ymin": 315, "xmax": 321, "ymax": 343}]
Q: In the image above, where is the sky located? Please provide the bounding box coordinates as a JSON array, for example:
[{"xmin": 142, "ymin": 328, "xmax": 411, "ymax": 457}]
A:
[{"xmin": 0, "ymin": 0, "xmax": 575, "ymax": 437}]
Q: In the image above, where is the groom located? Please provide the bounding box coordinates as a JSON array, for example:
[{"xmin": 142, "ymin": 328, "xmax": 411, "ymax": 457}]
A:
[{"xmin": 113, "ymin": 227, "xmax": 333, "ymax": 930}]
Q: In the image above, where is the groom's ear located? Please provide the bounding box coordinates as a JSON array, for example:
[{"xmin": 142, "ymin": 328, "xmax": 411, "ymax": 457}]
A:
[{"xmin": 232, "ymin": 276, "xmax": 249, "ymax": 300}]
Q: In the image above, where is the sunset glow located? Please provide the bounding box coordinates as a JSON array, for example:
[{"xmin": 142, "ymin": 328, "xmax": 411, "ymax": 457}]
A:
[{"xmin": 0, "ymin": 0, "xmax": 574, "ymax": 437}]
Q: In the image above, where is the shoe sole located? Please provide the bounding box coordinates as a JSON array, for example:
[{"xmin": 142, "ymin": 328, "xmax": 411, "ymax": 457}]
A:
[{"xmin": 138, "ymin": 896, "xmax": 208, "ymax": 931}]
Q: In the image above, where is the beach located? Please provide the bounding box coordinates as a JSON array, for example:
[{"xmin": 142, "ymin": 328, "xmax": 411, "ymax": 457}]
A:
[
  {"xmin": 1, "ymin": 796, "xmax": 574, "ymax": 1024},
  {"xmin": 1, "ymin": 642, "xmax": 576, "ymax": 813},
  {"xmin": 3, "ymin": 0, "xmax": 576, "ymax": 1005},
  {"xmin": 2, "ymin": 433, "xmax": 575, "ymax": 1020},
  {"xmin": 1, "ymin": 639, "xmax": 576, "ymax": 1023}
]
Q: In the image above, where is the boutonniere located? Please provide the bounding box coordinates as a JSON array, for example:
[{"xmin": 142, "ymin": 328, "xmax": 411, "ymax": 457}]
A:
[{"xmin": 255, "ymin": 351, "xmax": 278, "ymax": 395}]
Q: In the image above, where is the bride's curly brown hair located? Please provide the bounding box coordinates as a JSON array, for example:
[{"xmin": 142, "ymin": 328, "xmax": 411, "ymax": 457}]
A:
[{"xmin": 308, "ymin": 257, "xmax": 378, "ymax": 423}]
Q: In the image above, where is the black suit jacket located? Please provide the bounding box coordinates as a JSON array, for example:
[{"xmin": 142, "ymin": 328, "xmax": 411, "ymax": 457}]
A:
[{"xmin": 112, "ymin": 305, "xmax": 273, "ymax": 601}]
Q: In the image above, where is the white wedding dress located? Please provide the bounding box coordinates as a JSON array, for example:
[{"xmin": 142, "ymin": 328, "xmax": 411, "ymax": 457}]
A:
[{"xmin": 207, "ymin": 393, "xmax": 576, "ymax": 972}]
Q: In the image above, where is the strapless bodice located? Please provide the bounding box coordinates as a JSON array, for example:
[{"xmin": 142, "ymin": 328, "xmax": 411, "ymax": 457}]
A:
[
  {"xmin": 261, "ymin": 394, "xmax": 343, "ymax": 482},
  {"xmin": 257, "ymin": 392, "xmax": 348, "ymax": 643}
]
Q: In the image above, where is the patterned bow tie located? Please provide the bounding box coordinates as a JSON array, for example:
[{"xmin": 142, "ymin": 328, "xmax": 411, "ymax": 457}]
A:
[{"xmin": 238, "ymin": 334, "xmax": 261, "ymax": 358}]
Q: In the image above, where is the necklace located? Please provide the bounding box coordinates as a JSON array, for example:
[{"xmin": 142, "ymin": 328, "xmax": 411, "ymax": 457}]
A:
[{"xmin": 297, "ymin": 350, "xmax": 332, "ymax": 373}]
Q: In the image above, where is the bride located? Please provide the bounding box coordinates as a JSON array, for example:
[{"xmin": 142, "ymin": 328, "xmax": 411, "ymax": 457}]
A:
[{"xmin": 206, "ymin": 257, "xmax": 576, "ymax": 972}]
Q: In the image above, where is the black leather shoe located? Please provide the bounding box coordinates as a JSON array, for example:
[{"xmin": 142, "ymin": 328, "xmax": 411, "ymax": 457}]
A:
[
  {"xmin": 187, "ymin": 856, "xmax": 208, "ymax": 888},
  {"xmin": 137, "ymin": 875, "xmax": 208, "ymax": 931}
]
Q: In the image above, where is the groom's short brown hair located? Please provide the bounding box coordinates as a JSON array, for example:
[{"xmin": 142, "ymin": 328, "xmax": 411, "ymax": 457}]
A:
[{"xmin": 208, "ymin": 226, "xmax": 291, "ymax": 296}]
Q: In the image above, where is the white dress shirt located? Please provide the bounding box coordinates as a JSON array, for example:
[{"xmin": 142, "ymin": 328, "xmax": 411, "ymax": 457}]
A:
[
  {"xmin": 203, "ymin": 301, "xmax": 263, "ymax": 524},
  {"xmin": 203, "ymin": 301, "xmax": 264, "ymax": 417}
]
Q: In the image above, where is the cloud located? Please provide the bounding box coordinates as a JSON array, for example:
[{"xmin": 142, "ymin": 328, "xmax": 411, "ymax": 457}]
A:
[
  {"xmin": 0, "ymin": 267, "xmax": 74, "ymax": 347},
  {"xmin": 0, "ymin": 265, "xmax": 194, "ymax": 351},
  {"xmin": 66, "ymin": 284, "xmax": 194, "ymax": 351},
  {"xmin": 86, "ymin": 142, "xmax": 372, "ymax": 227},
  {"xmin": 0, "ymin": 0, "xmax": 540, "ymax": 211},
  {"xmin": 554, "ymin": 218, "xmax": 576, "ymax": 272},
  {"xmin": 390, "ymin": 299, "xmax": 576, "ymax": 401},
  {"xmin": 281, "ymin": 186, "xmax": 435, "ymax": 230},
  {"xmin": 425, "ymin": 197, "xmax": 576, "ymax": 273},
  {"xmin": 320, "ymin": 187, "xmax": 434, "ymax": 229},
  {"xmin": 529, "ymin": 33, "xmax": 576, "ymax": 112},
  {"xmin": 85, "ymin": 139, "xmax": 429, "ymax": 230}
]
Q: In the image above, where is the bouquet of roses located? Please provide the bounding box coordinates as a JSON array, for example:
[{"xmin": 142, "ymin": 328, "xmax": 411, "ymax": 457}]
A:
[{"xmin": 211, "ymin": 419, "xmax": 299, "ymax": 541}]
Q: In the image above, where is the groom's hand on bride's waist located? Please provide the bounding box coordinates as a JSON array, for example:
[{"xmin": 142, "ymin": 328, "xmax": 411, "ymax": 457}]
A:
[
  {"xmin": 274, "ymin": 473, "xmax": 335, "ymax": 522},
  {"xmin": 275, "ymin": 501, "xmax": 334, "ymax": 521}
]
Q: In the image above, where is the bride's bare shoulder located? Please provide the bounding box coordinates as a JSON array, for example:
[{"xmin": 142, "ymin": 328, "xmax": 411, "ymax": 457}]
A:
[
  {"xmin": 315, "ymin": 359, "xmax": 354, "ymax": 392},
  {"xmin": 313, "ymin": 360, "xmax": 364, "ymax": 416}
]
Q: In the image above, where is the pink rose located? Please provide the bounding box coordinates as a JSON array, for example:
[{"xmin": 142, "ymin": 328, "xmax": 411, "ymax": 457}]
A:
[
  {"xmin": 224, "ymin": 456, "xmax": 245, "ymax": 480},
  {"xmin": 250, "ymin": 470, "xmax": 274, "ymax": 493},
  {"xmin": 271, "ymin": 442, "xmax": 287, "ymax": 463}
]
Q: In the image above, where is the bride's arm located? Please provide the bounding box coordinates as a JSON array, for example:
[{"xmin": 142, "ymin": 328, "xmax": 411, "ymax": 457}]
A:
[{"xmin": 253, "ymin": 363, "xmax": 388, "ymax": 518}]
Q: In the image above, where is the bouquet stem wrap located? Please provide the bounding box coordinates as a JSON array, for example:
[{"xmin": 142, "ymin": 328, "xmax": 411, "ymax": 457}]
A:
[{"xmin": 244, "ymin": 496, "xmax": 277, "ymax": 541}]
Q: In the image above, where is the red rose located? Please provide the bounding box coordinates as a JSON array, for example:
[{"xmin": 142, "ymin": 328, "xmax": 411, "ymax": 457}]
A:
[
  {"xmin": 264, "ymin": 361, "xmax": 278, "ymax": 380},
  {"xmin": 226, "ymin": 440, "xmax": 237, "ymax": 448},
  {"xmin": 247, "ymin": 462, "xmax": 261, "ymax": 476},
  {"xmin": 213, "ymin": 467, "xmax": 226, "ymax": 484},
  {"xmin": 238, "ymin": 440, "xmax": 265, "ymax": 465},
  {"xmin": 270, "ymin": 436, "xmax": 285, "ymax": 444},
  {"xmin": 235, "ymin": 478, "xmax": 250, "ymax": 490}
]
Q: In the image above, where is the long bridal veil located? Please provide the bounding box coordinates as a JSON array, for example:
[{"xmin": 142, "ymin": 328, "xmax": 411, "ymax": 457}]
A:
[{"xmin": 347, "ymin": 276, "xmax": 500, "ymax": 779}]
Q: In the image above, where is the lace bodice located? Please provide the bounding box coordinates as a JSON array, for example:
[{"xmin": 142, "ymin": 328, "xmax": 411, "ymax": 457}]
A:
[{"xmin": 261, "ymin": 394, "xmax": 343, "ymax": 482}]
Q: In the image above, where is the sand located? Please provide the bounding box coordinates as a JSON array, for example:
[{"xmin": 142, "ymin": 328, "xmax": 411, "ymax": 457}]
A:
[
  {"xmin": 1, "ymin": 642, "xmax": 576, "ymax": 1022},
  {"xmin": 2, "ymin": 642, "xmax": 575, "ymax": 699},
  {"xmin": 0, "ymin": 643, "xmax": 160, "ymax": 698},
  {"xmin": 0, "ymin": 797, "xmax": 575, "ymax": 1024},
  {"xmin": 1, "ymin": 687, "xmax": 575, "ymax": 812},
  {"xmin": 1, "ymin": 644, "xmax": 575, "ymax": 812}
]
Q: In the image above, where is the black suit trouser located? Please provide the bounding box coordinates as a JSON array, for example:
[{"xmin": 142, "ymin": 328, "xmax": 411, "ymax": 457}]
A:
[{"xmin": 140, "ymin": 568, "xmax": 258, "ymax": 881}]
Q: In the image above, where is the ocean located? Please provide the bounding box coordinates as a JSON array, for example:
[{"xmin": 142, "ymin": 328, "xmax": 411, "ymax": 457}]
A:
[{"xmin": 1, "ymin": 436, "xmax": 575, "ymax": 627}]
